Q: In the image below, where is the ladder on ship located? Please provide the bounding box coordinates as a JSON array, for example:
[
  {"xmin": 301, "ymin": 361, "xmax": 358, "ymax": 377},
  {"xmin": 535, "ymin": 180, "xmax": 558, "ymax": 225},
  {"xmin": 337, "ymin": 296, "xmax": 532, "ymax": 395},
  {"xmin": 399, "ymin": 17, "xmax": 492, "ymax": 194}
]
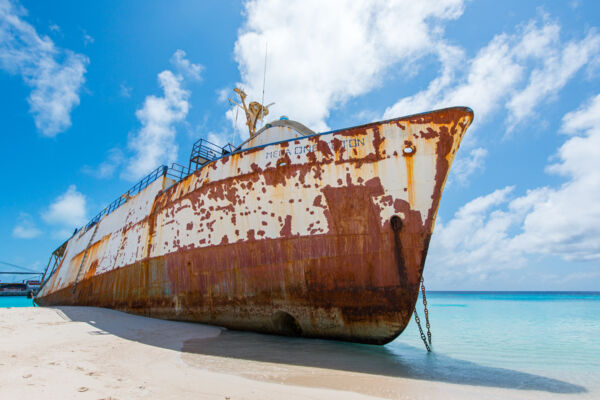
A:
[
  {"xmin": 71, "ymin": 224, "xmax": 99, "ymax": 294},
  {"xmin": 38, "ymin": 241, "xmax": 69, "ymax": 294}
]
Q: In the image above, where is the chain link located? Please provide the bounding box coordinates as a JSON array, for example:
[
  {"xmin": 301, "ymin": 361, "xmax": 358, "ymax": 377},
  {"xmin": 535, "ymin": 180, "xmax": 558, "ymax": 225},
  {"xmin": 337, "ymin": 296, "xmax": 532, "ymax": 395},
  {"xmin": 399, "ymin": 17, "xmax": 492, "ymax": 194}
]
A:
[
  {"xmin": 421, "ymin": 277, "xmax": 432, "ymax": 346},
  {"xmin": 413, "ymin": 308, "xmax": 431, "ymax": 352},
  {"xmin": 413, "ymin": 276, "xmax": 432, "ymax": 351}
]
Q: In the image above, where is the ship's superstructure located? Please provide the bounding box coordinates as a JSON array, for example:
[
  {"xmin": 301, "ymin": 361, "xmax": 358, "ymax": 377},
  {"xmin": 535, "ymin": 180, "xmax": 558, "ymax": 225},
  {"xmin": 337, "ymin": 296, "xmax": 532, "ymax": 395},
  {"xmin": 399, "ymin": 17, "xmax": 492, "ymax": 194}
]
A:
[{"xmin": 36, "ymin": 92, "xmax": 473, "ymax": 344}]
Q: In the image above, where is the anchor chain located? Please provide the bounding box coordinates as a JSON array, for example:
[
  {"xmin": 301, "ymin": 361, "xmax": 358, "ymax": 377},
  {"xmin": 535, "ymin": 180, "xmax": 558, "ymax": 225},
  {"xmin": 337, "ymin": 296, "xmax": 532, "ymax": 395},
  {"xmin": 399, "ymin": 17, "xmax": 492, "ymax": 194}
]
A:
[
  {"xmin": 421, "ymin": 277, "xmax": 432, "ymax": 347},
  {"xmin": 414, "ymin": 276, "xmax": 432, "ymax": 351}
]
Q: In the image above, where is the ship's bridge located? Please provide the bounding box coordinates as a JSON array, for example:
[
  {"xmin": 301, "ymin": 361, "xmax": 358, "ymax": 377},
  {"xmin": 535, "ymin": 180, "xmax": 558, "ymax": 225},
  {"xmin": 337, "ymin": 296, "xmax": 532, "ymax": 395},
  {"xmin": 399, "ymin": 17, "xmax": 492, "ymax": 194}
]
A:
[
  {"xmin": 188, "ymin": 116, "xmax": 315, "ymax": 173},
  {"xmin": 189, "ymin": 89, "xmax": 316, "ymax": 171},
  {"xmin": 235, "ymin": 117, "xmax": 315, "ymax": 150}
]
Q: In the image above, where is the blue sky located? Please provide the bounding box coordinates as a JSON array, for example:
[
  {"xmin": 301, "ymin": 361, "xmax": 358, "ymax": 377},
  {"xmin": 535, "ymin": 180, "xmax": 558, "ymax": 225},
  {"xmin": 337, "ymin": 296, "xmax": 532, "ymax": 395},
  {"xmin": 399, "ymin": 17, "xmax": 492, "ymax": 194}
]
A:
[{"xmin": 1, "ymin": 0, "xmax": 599, "ymax": 290}]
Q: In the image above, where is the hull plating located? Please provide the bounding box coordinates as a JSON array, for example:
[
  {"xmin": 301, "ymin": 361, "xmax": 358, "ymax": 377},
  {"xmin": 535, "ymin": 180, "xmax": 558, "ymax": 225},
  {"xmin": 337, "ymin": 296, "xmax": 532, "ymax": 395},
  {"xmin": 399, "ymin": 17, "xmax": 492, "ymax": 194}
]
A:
[{"xmin": 36, "ymin": 107, "xmax": 473, "ymax": 344}]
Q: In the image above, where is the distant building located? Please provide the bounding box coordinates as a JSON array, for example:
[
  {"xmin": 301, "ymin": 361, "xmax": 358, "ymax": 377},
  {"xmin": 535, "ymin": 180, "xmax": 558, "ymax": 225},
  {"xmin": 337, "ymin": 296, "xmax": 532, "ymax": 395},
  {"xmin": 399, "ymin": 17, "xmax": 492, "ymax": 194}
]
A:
[
  {"xmin": 0, "ymin": 281, "xmax": 39, "ymax": 296},
  {"xmin": 0, "ymin": 283, "xmax": 28, "ymax": 295}
]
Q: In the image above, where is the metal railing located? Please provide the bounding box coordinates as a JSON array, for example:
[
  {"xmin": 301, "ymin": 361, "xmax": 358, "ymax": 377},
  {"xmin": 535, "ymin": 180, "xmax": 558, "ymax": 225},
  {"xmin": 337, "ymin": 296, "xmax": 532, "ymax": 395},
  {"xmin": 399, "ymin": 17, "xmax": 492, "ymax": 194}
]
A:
[
  {"xmin": 82, "ymin": 165, "xmax": 170, "ymax": 231},
  {"xmin": 188, "ymin": 138, "xmax": 233, "ymax": 172},
  {"xmin": 37, "ymin": 138, "xmax": 236, "ymax": 295},
  {"xmin": 166, "ymin": 162, "xmax": 192, "ymax": 181},
  {"xmin": 77, "ymin": 139, "xmax": 234, "ymax": 235}
]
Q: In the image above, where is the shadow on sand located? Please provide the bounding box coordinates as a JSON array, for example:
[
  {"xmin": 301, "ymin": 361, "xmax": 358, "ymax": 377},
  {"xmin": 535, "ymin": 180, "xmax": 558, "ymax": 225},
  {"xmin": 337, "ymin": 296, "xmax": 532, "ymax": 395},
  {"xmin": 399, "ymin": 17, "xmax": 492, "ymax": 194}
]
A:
[{"xmin": 56, "ymin": 306, "xmax": 586, "ymax": 395}]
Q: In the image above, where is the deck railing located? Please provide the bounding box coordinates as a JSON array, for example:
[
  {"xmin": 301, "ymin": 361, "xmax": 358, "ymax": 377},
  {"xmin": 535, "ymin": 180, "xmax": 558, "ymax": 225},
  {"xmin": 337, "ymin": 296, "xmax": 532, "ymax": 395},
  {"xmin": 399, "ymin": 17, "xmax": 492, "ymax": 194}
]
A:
[
  {"xmin": 82, "ymin": 165, "xmax": 169, "ymax": 231},
  {"xmin": 189, "ymin": 138, "xmax": 233, "ymax": 171},
  {"xmin": 79, "ymin": 139, "xmax": 234, "ymax": 234}
]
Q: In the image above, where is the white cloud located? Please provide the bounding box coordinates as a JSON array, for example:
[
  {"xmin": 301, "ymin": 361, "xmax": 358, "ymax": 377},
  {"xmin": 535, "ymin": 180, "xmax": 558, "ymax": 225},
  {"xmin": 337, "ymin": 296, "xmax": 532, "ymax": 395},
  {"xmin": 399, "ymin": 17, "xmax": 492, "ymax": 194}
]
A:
[
  {"xmin": 170, "ymin": 49, "xmax": 203, "ymax": 81},
  {"xmin": 382, "ymin": 28, "xmax": 529, "ymax": 184},
  {"xmin": 569, "ymin": 0, "xmax": 582, "ymax": 10},
  {"xmin": 382, "ymin": 42, "xmax": 466, "ymax": 119},
  {"xmin": 82, "ymin": 148, "xmax": 124, "ymax": 179},
  {"xmin": 123, "ymin": 69, "xmax": 190, "ymax": 180},
  {"xmin": 100, "ymin": 50, "xmax": 200, "ymax": 181},
  {"xmin": 0, "ymin": 0, "xmax": 88, "ymax": 136},
  {"xmin": 51, "ymin": 228, "xmax": 76, "ymax": 240},
  {"xmin": 430, "ymin": 186, "xmax": 518, "ymax": 275},
  {"xmin": 506, "ymin": 29, "xmax": 600, "ymax": 130},
  {"xmin": 82, "ymin": 32, "xmax": 94, "ymax": 46},
  {"xmin": 384, "ymin": 18, "xmax": 600, "ymax": 128},
  {"xmin": 119, "ymin": 83, "xmax": 132, "ymax": 98},
  {"xmin": 42, "ymin": 185, "xmax": 87, "ymax": 228},
  {"xmin": 440, "ymin": 34, "xmax": 524, "ymax": 121},
  {"xmin": 427, "ymin": 95, "xmax": 600, "ymax": 284},
  {"xmin": 382, "ymin": 17, "xmax": 600, "ymax": 185},
  {"xmin": 207, "ymin": 132, "xmax": 227, "ymax": 148},
  {"xmin": 12, "ymin": 212, "xmax": 42, "ymax": 239},
  {"xmin": 449, "ymin": 147, "xmax": 487, "ymax": 185},
  {"xmin": 512, "ymin": 94, "xmax": 600, "ymax": 260},
  {"xmin": 232, "ymin": 0, "xmax": 466, "ymax": 136},
  {"xmin": 217, "ymin": 87, "xmax": 230, "ymax": 103}
]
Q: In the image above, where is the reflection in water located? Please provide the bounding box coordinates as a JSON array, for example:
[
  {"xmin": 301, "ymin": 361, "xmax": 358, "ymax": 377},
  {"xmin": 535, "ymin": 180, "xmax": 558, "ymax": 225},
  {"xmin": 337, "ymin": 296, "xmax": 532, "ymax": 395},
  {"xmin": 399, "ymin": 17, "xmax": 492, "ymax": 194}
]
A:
[{"xmin": 183, "ymin": 330, "xmax": 585, "ymax": 394}]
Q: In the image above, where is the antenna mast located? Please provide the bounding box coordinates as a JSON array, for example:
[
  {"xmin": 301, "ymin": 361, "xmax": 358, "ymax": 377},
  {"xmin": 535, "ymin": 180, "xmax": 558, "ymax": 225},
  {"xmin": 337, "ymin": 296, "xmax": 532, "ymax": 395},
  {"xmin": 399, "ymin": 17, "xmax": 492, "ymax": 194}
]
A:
[
  {"xmin": 233, "ymin": 105, "xmax": 239, "ymax": 146},
  {"xmin": 260, "ymin": 42, "xmax": 268, "ymax": 124}
]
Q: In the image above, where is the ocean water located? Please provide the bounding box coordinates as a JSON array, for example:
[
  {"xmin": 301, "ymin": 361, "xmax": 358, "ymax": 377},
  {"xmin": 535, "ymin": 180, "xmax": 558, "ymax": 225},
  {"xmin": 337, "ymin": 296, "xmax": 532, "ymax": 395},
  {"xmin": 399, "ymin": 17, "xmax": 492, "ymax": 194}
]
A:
[
  {"xmin": 0, "ymin": 296, "xmax": 35, "ymax": 307},
  {"xmin": 389, "ymin": 291, "xmax": 600, "ymax": 395},
  {"xmin": 2, "ymin": 292, "xmax": 598, "ymax": 396}
]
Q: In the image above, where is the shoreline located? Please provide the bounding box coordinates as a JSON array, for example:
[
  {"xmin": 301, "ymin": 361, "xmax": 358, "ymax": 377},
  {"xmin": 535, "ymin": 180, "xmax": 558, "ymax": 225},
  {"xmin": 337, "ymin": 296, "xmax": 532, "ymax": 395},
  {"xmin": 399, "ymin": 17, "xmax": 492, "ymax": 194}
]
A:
[{"xmin": 0, "ymin": 306, "xmax": 592, "ymax": 399}]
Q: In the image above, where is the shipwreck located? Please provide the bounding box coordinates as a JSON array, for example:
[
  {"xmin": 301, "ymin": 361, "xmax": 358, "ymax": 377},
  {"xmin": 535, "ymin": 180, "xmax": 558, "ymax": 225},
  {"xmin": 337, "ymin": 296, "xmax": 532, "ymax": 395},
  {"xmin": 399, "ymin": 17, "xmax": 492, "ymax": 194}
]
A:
[{"xmin": 36, "ymin": 89, "xmax": 473, "ymax": 345}]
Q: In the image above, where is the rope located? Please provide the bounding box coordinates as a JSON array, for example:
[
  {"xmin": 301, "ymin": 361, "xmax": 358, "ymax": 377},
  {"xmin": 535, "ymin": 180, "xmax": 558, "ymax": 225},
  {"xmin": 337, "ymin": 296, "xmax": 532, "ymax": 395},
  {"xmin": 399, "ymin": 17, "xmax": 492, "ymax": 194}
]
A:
[{"xmin": 0, "ymin": 260, "xmax": 39, "ymax": 273}]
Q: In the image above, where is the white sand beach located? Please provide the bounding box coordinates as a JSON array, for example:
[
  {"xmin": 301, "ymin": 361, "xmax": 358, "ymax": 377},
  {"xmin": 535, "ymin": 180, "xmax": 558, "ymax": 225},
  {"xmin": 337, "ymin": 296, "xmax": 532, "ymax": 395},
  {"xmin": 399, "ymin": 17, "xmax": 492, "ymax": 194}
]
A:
[{"xmin": 0, "ymin": 307, "xmax": 592, "ymax": 399}]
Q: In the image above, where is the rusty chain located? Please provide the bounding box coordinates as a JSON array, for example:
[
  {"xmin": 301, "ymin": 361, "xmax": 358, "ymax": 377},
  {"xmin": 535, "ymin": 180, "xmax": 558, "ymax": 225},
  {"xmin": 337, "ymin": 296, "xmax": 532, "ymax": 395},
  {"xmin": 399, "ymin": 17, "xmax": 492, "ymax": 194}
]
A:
[
  {"xmin": 413, "ymin": 276, "xmax": 432, "ymax": 351},
  {"xmin": 413, "ymin": 309, "xmax": 431, "ymax": 352},
  {"xmin": 421, "ymin": 277, "xmax": 432, "ymax": 347}
]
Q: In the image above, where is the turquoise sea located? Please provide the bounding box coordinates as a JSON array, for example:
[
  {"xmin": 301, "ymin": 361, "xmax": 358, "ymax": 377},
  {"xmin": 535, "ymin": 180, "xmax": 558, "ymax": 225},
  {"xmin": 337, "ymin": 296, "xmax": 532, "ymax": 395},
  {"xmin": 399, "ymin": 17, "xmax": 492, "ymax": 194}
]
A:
[
  {"xmin": 0, "ymin": 296, "xmax": 35, "ymax": 307},
  {"xmin": 390, "ymin": 291, "xmax": 600, "ymax": 396},
  {"xmin": 2, "ymin": 292, "xmax": 598, "ymax": 396}
]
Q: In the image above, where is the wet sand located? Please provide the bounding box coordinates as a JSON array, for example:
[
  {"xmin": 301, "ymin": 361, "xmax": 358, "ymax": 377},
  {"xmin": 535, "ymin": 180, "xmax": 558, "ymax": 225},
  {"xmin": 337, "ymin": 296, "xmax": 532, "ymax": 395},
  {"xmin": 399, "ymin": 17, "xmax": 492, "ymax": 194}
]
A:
[{"xmin": 0, "ymin": 307, "xmax": 590, "ymax": 399}]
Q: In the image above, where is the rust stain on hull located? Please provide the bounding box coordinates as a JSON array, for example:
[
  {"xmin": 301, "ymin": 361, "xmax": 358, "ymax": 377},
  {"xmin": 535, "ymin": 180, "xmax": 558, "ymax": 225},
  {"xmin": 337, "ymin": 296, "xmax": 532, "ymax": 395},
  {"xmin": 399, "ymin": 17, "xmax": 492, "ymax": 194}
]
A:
[{"xmin": 36, "ymin": 107, "xmax": 474, "ymax": 345}]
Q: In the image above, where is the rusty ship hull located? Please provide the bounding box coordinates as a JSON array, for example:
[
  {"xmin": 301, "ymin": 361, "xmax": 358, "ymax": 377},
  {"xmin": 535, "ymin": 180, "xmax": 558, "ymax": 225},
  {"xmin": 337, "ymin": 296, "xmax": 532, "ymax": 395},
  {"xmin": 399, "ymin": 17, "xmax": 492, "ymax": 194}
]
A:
[{"xmin": 36, "ymin": 107, "xmax": 473, "ymax": 344}]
